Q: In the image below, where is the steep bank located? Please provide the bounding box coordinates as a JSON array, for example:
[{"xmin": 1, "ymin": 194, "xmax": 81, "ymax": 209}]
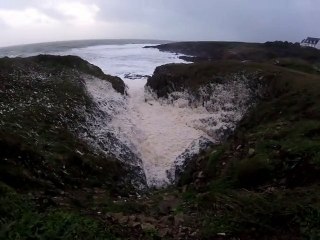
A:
[
  {"xmin": 0, "ymin": 54, "xmax": 146, "ymax": 193},
  {"xmin": 96, "ymin": 60, "xmax": 320, "ymax": 239},
  {"xmin": 148, "ymin": 60, "xmax": 320, "ymax": 239}
]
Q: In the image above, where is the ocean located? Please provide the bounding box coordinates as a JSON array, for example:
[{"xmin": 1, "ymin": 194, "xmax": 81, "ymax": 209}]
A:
[{"xmin": 0, "ymin": 39, "xmax": 169, "ymax": 58}]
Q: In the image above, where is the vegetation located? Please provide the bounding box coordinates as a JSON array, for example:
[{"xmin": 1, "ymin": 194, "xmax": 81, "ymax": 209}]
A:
[
  {"xmin": 0, "ymin": 55, "xmax": 136, "ymax": 195},
  {"xmin": 174, "ymin": 58, "xmax": 320, "ymax": 239},
  {"xmin": 0, "ymin": 182, "xmax": 118, "ymax": 240},
  {"xmin": 0, "ymin": 55, "xmax": 142, "ymax": 238}
]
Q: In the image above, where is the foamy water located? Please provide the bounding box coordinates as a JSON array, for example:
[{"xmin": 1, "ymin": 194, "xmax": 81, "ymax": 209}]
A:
[
  {"xmin": 57, "ymin": 44, "xmax": 256, "ymax": 188},
  {"xmin": 59, "ymin": 44, "xmax": 218, "ymax": 186}
]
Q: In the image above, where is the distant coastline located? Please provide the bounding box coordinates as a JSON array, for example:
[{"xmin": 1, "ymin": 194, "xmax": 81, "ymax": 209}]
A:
[{"xmin": 0, "ymin": 39, "xmax": 172, "ymax": 57}]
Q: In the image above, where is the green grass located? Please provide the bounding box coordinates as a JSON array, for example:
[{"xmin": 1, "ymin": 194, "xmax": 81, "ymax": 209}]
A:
[
  {"xmin": 0, "ymin": 182, "xmax": 117, "ymax": 240},
  {"xmin": 169, "ymin": 60, "xmax": 320, "ymax": 239},
  {"xmin": 180, "ymin": 183, "xmax": 320, "ymax": 239}
]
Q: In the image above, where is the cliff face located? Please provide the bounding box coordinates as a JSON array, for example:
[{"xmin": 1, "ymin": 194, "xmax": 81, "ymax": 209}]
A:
[{"xmin": 0, "ymin": 55, "xmax": 146, "ymax": 194}]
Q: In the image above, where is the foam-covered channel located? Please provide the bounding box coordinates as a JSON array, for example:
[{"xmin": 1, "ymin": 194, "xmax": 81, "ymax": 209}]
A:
[{"xmin": 58, "ymin": 44, "xmax": 247, "ymax": 187}]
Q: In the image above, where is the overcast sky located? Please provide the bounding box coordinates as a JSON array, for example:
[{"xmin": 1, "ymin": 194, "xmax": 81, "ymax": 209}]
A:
[{"xmin": 0, "ymin": 0, "xmax": 319, "ymax": 47}]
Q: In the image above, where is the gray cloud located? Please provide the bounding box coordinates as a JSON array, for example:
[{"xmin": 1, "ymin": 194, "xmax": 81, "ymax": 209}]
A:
[
  {"xmin": 91, "ymin": 0, "xmax": 320, "ymax": 42},
  {"xmin": 0, "ymin": 0, "xmax": 319, "ymax": 47}
]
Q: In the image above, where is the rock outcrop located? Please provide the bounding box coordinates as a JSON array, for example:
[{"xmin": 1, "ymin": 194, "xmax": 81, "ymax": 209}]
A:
[{"xmin": 147, "ymin": 41, "xmax": 320, "ymax": 64}]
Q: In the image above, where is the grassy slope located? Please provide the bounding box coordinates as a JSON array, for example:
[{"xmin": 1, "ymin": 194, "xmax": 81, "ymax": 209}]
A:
[
  {"xmin": 0, "ymin": 55, "xmax": 139, "ymax": 239},
  {"xmin": 173, "ymin": 63, "xmax": 320, "ymax": 239},
  {"xmin": 0, "ymin": 55, "xmax": 131, "ymax": 192}
]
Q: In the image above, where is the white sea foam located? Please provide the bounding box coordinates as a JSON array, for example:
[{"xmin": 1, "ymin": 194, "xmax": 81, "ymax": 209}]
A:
[{"xmin": 58, "ymin": 44, "xmax": 253, "ymax": 187}]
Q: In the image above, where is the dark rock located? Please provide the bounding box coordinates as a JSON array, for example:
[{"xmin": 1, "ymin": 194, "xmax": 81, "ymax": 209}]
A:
[
  {"xmin": 169, "ymin": 137, "xmax": 213, "ymax": 184},
  {"xmin": 197, "ymin": 171, "xmax": 205, "ymax": 179},
  {"xmin": 182, "ymin": 185, "xmax": 188, "ymax": 193},
  {"xmin": 248, "ymin": 148, "xmax": 256, "ymax": 157},
  {"xmin": 158, "ymin": 228, "xmax": 170, "ymax": 238},
  {"xmin": 174, "ymin": 213, "xmax": 185, "ymax": 226},
  {"xmin": 159, "ymin": 215, "xmax": 174, "ymax": 225},
  {"xmin": 141, "ymin": 223, "xmax": 155, "ymax": 231},
  {"xmin": 158, "ymin": 196, "xmax": 179, "ymax": 215},
  {"xmin": 131, "ymin": 222, "xmax": 141, "ymax": 228}
]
